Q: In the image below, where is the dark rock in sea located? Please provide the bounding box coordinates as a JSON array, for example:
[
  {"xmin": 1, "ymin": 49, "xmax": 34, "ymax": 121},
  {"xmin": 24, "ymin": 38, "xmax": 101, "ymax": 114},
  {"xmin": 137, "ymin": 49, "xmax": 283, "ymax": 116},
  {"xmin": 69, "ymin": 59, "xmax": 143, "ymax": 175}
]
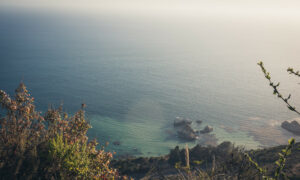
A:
[
  {"xmin": 177, "ymin": 124, "xmax": 198, "ymax": 141},
  {"xmin": 196, "ymin": 120, "xmax": 202, "ymax": 124},
  {"xmin": 281, "ymin": 120, "xmax": 300, "ymax": 135},
  {"xmin": 174, "ymin": 117, "xmax": 192, "ymax": 127},
  {"xmin": 200, "ymin": 125, "xmax": 213, "ymax": 134},
  {"xmin": 113, "ymin": 141, "xmax": 121, "ymax": 146}
]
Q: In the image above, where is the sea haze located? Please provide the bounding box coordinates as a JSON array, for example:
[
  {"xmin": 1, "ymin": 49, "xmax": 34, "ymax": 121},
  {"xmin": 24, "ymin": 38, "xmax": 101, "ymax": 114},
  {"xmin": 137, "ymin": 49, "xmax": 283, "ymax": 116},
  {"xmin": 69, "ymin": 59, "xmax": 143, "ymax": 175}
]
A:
[{"xmin": 0, "ymin": 8, "xmax": 300, "ymax": 156}]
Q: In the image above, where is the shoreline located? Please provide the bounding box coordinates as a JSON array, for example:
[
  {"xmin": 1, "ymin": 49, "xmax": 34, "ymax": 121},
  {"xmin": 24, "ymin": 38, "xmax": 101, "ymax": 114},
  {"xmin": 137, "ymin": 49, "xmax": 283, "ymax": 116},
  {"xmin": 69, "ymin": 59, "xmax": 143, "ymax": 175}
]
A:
[
  {"xmin": 112, "ymin": 140, "xmax": 300, "ymax": 179},
  {"xmin": 89, "ymin": 114, "xmax": 299, "ymax": 157}
]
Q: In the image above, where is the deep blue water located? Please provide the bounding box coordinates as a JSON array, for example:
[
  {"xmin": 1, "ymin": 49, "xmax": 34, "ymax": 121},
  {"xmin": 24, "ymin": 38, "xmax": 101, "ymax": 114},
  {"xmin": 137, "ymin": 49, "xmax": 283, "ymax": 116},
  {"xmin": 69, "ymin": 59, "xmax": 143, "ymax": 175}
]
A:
[{"xmin": 1, "ymin": 8, "xmax": 300, "ymax": 156}]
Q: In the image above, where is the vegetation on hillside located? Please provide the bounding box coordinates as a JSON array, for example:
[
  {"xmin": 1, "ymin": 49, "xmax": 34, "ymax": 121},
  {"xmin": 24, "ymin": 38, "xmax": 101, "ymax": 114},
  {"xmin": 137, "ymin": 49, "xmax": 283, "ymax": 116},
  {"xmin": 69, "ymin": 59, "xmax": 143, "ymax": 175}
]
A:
[
  {"xmin": 112, "ymin": 140, "xmax": 299, "ymax": 179},
  {"xmin": 0, "ymin": 83, "xmax": 118, "ymax": 179}
]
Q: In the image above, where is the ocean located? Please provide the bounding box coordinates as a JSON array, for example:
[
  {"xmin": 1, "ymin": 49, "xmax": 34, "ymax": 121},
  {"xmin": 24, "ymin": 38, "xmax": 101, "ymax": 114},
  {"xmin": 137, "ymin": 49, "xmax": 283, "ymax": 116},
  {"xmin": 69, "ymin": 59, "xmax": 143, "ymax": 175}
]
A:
[{"xmin": 0, "ymin": 7, "xmax": 300, "ymax": 157}]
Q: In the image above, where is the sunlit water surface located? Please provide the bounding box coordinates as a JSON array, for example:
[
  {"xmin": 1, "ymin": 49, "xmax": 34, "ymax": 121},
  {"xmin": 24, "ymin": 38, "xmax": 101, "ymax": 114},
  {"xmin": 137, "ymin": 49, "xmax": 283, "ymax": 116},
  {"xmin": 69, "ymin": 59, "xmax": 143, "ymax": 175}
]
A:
[{"xmin": 0, "ymin": 8, "xmax": 300, "ymax": 157}]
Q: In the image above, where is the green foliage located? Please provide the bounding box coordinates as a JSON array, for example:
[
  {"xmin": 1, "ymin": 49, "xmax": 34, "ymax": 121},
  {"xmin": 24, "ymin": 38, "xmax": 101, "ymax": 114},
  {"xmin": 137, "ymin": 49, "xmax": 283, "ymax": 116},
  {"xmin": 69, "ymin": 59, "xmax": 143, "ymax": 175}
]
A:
[
  {"xmin": 175, "ymin": 162, "xmax": 182, "ymax": 169},
  {"xmin": 244, "ymin": 138, "xmax": 295, "ymax": 180},
  {"xmin": 49, "ymin": 134, "xmax": 91, "ymax": 178},
  {"xmin": 245, "ymin": 153, "xmax": 268, "ymax": 179},
  {"xmin": 192, "ymin": 160, "xmax": 203, "ymax": 165},
  {"xmin": 258, "ymin": 61, "xmax": 300, "ymax": 115},
  {"xmin": 287, "ymin": 67, "xmax": 300, "ymax": 77},
  {"xmin": 0, "ymin": 83, "xmax": 118, "ymax": 179},
  {"xmin": 274, "ymin": 138, "xmax": 295, "ymax": 179},
  {"xmin": 257, "ymin": 61, "xmax": 300, "ymax": 179}
]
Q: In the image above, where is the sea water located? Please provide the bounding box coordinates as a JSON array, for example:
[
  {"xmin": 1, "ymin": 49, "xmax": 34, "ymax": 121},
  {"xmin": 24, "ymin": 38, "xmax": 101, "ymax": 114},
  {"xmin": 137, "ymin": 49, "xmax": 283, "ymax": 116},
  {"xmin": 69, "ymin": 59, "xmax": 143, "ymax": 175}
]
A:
[{"xmin": 0, "ymin": 8, "xmax": 300, "ymax": 157}]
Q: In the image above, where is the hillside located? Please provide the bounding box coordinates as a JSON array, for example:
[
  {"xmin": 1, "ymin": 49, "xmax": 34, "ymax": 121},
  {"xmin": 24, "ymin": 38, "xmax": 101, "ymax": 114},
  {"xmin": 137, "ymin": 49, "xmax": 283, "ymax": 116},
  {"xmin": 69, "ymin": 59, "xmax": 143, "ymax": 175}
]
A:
[{"xmin": 112, "ymin": 141, "xmax": 300, "ymax": 179}]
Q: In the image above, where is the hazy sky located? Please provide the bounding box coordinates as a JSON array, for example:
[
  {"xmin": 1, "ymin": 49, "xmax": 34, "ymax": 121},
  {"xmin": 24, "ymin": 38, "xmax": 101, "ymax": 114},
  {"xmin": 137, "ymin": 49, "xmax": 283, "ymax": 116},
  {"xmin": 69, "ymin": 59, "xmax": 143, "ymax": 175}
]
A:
[{"xmin": 2, "ymin": 0, "xmax": 300, "ymax": 19}]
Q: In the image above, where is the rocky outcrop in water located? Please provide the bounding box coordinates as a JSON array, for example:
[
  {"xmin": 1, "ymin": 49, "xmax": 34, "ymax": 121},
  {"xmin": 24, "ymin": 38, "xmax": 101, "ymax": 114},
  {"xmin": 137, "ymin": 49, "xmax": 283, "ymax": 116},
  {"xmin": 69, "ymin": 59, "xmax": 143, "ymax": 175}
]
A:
[
  {"xmin": 173, "ymin": 117, "xmax": 198, "ymax": 141},
  {"xmin": 196, "ymin": 120, "xmax": 202, "ymax": 124},
  {"xmin": 174, "ymin": 117, "xmax": 192, "ymax": 127},
  {"xmin": 281, "ymin": 120, "xmax": 300, "ymax": 135},
  {"xmin": 172, "ymin": 117, "xmax": 215, "ymax": 141},
  {"xmin": 200, "ymin": 125, "xmax": 213, "ymax": 134},
  {"xmin": 177, "ymin": 125, "xmax": 198, "ymax": 141}
]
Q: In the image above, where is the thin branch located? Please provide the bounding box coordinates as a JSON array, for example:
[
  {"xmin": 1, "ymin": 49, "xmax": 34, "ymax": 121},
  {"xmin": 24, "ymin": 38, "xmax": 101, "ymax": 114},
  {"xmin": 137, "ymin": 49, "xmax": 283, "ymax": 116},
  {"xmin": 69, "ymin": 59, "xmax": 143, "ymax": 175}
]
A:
[
  {"xmin": 258, "ymin": 61, "xmax": 300, "ymax": 115},
  {"xmin": 287, "ymin": 67, "xmax": 300, "ymax": 77}
]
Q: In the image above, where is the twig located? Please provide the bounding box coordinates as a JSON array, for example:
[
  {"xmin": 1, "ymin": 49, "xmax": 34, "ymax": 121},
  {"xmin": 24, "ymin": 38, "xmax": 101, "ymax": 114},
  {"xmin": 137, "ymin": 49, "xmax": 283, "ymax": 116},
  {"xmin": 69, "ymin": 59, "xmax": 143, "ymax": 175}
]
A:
[
  {"xmin": 258, "ymin": 61, "xmax": 300, "ymax": 115},
  {"xmin": 287, "ymin": 67, "xmax": 300, "ymax": 77}
]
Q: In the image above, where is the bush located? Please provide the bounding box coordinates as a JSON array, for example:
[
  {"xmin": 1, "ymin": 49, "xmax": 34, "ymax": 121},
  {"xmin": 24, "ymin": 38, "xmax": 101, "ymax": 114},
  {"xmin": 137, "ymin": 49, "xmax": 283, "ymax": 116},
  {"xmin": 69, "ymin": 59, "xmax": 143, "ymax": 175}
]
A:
[{"xmin": 0, "ymin": 83, "xmax": 118, "ymax": 179}]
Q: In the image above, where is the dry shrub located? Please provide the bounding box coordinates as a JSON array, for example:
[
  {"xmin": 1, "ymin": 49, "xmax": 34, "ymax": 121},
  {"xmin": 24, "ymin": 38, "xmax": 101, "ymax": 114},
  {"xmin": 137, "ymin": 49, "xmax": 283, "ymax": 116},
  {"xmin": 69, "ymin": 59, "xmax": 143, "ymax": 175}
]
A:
[{"xmin": 0, "ymin": 83, "xmax": 118, "ymax": 179}]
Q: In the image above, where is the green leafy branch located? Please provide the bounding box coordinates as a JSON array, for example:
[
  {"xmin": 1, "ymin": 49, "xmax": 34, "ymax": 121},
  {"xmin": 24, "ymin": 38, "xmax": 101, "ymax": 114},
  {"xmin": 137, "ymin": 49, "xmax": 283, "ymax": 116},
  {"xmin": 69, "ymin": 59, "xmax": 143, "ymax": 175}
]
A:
[
  {"xmin": 244, "ymin": 153, "xmax": 269, "ymax": 180},
  {"xmin": 245, "ymin": 138, "xmax": 295, "ymax": 180},
  {"xmin": 274, "ymin": 138, "xmax": 295, "ymax": 179},
  {"xmin": 258, "ymin": 61, "xmax": 300, "ymax": 115},
  {"xmin": 287, "ymin": 67, "xmax": 300, "ymax": 77},
  {"xmin": 49, "ymin": 134, "xmax": 91, "ymax": 178}
]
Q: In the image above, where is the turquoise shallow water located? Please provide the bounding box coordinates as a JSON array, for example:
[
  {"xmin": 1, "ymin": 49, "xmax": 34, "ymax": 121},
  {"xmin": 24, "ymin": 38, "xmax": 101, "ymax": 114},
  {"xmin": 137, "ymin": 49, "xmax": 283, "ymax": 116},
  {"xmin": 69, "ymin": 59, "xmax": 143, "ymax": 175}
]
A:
[{"xmin": 0, "ymin": 8, "xmax": 300, "ymax": 156}]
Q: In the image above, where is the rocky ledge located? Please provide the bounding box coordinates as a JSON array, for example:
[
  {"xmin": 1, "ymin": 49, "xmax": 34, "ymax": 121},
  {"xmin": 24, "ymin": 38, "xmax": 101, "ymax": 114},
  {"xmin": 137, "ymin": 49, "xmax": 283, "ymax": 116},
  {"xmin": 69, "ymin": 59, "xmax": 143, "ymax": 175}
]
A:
[
  {"xmin": 174, "ymin": 117, "xmax": 192, "ymax": 127},
  {"xmin": 200, "ymin": 125, "xmax": 213, "ymax": 134},
  {"xmin": 173, "ymin": 117, "xmax": 214, "ymax": 141},
  {"xmin": 281, "ymin": 120, "xmax": 300, "ymax": 135},
  {"xmin": 177, "ymin": 124, "xmax": 198, "ymax": 141}
]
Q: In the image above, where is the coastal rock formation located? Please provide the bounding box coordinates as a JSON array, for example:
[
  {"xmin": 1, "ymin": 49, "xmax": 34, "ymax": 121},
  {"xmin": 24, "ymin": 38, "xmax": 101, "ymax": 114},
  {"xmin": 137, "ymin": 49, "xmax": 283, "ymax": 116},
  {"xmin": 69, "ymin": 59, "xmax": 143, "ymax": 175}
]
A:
[
  {"xmin": 196, "ymin": 120, "xmax": 202, "ymax": 124},
  {"xmin": 172, "ymin": 117, "xmax": 214, "ymax": 141},
  {"xmin": 200, "ymin": 125, "xmax": 213, "ymax": 134},
  {"xmin": 281, "ymin": 120, "xmax": 300, "ymax": 135},
  {"xmin": 177, "ymin": 125, "xmax": 198, "ymax": 141},
  {"xmin": 174, "ymin": 117, "xmax": 192, "ymax": 127},
  {"xmin": 173, "ymin": 117, "xmax": 198, "ymax": 141}
]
